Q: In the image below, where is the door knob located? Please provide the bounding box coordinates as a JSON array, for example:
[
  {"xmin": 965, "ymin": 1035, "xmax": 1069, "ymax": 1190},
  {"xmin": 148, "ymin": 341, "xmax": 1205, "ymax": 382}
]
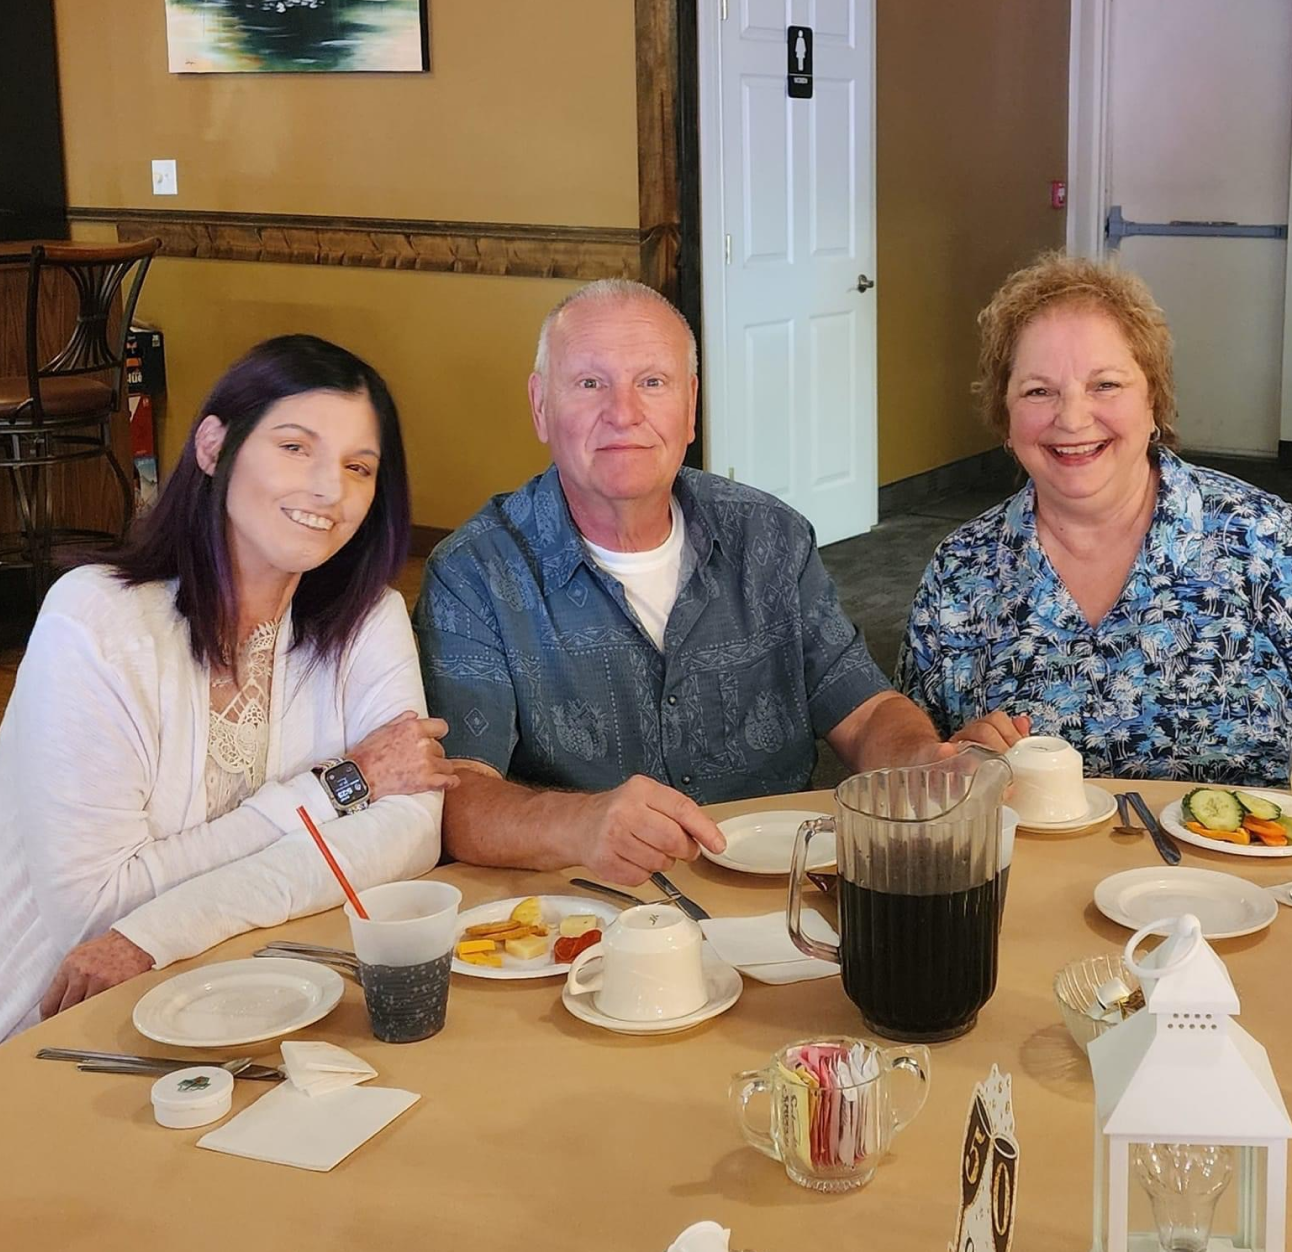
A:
[{"xmin": 855, "ymin": 274, "xmax": 875, "ymax": 293}]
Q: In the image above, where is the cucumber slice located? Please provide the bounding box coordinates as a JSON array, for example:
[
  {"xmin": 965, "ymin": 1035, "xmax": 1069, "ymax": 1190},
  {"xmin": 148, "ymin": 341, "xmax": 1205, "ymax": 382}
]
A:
[
  {"xmin": 1182, "ymin": 788, "xmax": 1244, "ymax": 832},
  {"xmin": 1235, "ymin": 791, "xmax": 1282, "ymax": 821}
]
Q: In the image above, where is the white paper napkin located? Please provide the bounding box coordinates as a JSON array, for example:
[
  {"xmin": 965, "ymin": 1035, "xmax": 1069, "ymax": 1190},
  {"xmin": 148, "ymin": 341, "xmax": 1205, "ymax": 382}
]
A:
[
  {"xmin": 196, "ymin": 1082, "xmax": 418, "ymax": 1172},
  {"xmin": 700, "ymin": 910, "xmax": 840, "ymax": 984},
  {"xmin": 280, "ymin": 1040, "xmax": 377, "ymax": 1097},
  {"xmin": 667, "ymin": 1221, "xmax": 731, "ymax": 1252}
]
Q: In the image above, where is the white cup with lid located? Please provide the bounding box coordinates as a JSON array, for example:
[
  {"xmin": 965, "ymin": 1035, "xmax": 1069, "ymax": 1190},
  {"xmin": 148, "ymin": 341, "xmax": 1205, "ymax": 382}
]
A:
[{"xmin": 151, "ymin": 1066, "xmax": 234, "ymax": 1129}]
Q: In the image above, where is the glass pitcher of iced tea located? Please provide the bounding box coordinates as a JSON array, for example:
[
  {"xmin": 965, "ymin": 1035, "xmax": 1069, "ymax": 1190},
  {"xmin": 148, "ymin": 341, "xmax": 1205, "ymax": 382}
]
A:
[{"xmin": 787, "ymin": 746, "xmax": 1011, "ymax": 1042}]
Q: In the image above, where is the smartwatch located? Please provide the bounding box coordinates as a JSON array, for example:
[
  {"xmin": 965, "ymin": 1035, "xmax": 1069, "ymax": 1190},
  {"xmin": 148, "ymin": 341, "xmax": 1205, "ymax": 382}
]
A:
[{"xmin": 312, "ymin": 757, "xmax": 371, "ymax": 815}]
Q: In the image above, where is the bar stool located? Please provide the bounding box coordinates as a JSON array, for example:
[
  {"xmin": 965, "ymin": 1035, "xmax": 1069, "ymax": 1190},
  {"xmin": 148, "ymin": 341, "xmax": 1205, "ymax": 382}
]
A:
[{"xmin": 0, "ymin": 237, "xmax": 160, "ymax": 600}]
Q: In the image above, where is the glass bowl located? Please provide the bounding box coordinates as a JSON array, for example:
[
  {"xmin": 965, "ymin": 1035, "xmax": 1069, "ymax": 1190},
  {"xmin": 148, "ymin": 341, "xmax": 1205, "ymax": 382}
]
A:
[{"xmin": 1053, "ymin": 953, "xmax": 1141, "ymax": 1052}]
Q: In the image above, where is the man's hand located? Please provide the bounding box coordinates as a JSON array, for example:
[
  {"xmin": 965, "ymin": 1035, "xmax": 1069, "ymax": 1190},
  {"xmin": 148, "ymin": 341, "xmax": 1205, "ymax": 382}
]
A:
[
  {"xmin": 40, "ymin": 930, "xmax": 155, "ymax": 1019},
  {"xmin": 349, "ymin": 711, "xmax": 458, "ymax": 799},
  {"xmin": 569, "ymin": 775, "xmax": 727, "ymax": 887},
  {"xmin": 949, "ymin": 711, "xmax": 1031, "ymax": 753}
]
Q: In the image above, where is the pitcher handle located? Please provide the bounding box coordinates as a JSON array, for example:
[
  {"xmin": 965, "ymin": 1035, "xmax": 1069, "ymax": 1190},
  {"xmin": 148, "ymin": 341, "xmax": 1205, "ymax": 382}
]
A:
[
  {"xmin": 881, "ymin": 1044, "xmax": 931, "ymax": 1136},
  {"xmin": 728, "ymin": 1069, "xmax": 779, "ymax": 1160},
  {"xmin": 787, "ymin": 817, "xmax": 841, "ymax": 963}
]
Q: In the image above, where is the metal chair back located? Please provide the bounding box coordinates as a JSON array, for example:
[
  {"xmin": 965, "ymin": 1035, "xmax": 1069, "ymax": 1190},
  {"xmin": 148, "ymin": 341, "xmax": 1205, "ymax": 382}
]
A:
[{"xmin": 21, "ymin": 237, "xmax": 161, "ymax": 427}]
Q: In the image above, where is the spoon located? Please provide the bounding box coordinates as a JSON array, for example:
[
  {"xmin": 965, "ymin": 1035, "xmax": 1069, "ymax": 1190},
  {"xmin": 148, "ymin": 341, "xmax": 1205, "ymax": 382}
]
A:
[{"xmin": 1112, "ymin": 793, "xmax": 1144, "ymax": 837}]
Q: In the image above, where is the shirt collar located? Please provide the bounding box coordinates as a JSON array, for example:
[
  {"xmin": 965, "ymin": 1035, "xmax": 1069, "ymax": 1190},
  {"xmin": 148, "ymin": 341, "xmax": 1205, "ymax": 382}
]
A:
[
  {"xmin": 1000, "ymin": 448, "xmax": 1204, "ymax": 634},
  {"xmin": 533, "ymin": 465, "xmax": 719, "ymax": 593}
]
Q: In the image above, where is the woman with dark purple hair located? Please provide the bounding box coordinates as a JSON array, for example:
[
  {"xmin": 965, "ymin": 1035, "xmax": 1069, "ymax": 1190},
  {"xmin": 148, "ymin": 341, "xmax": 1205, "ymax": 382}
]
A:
[{"xmin": 0, "ymin": 335, "xmax": 456, "ymax": 1038}]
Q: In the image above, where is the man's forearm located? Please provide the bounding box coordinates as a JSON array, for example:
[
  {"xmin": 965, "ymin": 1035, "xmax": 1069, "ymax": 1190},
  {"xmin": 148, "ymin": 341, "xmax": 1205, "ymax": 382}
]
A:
[
  {"xmin": 828, "ymin": 690, "xmax": 943, "ymax": 773},
  {"xmin": 441, "ymin": 769, "xmax": 586, "ymax": 870}
]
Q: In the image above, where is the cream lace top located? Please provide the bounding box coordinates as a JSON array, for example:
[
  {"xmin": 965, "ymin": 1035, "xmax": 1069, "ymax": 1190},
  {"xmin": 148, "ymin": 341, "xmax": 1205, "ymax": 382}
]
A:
[{"xmin": 205, "ymin": 620, "xmax": 280, "ymax": 821}]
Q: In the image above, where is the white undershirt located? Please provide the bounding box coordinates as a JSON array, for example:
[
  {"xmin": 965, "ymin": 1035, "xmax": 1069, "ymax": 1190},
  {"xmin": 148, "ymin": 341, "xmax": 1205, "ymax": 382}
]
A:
[{"xmin": 583, "ymin": 497, "xmax": 691, "ymax": 650}]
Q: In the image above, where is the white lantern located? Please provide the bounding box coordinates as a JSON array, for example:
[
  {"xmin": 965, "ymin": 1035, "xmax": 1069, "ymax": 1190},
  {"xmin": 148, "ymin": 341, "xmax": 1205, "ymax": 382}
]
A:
[{"xmin": 1088, "ymin": 914, "xmax": 1291, "ymax": 1252}]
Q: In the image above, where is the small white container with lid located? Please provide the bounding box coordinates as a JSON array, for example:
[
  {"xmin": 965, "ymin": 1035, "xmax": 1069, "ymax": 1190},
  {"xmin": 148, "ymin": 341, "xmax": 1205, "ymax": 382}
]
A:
[{"xmin": 150, "ymin": 1066, "xmax": 234, "ymax": 1129}]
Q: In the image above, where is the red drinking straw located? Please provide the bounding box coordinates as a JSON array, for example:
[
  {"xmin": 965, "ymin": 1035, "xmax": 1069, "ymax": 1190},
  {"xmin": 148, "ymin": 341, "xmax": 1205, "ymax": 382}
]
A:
[{"xmin": 297, "ymin": 804, "xmax": 369, "ymax": 919}]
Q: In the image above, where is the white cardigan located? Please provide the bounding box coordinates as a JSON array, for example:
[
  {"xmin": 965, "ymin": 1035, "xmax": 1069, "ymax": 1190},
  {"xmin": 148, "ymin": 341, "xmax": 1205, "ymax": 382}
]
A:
[{"xmin": 0, "ymin": 567, "xmax": 443, "ymax": 1039}]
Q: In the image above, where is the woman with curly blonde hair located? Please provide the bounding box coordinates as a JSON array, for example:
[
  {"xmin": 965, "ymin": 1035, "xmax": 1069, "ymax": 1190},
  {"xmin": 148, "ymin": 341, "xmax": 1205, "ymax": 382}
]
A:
[{"xmin": 896, "ymin": 252, "xmax": 1292, "ymax": 786}]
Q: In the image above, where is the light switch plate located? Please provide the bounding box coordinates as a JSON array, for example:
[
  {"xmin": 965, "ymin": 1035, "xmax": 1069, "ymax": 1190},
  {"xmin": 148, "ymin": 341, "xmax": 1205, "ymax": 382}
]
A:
[{"xmin": 152, "ymin": 159, "xmax": 178, "ymax": 196}]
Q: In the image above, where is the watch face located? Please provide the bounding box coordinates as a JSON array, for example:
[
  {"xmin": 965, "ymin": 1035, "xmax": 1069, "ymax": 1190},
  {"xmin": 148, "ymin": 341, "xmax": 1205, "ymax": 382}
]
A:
[{"xmin": 324, "ymin": 761, "xmax": 369, "ymax": 807}]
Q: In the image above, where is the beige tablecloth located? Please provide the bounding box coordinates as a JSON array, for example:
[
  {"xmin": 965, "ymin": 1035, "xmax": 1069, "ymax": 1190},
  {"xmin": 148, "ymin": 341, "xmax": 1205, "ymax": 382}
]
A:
[{"xmin": 1, "ymin": 781, "xmax": 1288, "ymax": 1251}]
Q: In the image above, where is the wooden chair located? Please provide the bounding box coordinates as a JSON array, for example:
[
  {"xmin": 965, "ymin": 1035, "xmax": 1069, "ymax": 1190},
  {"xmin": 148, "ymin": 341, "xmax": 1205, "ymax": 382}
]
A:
[{"xmin": 0, "ymin": 237, "xmax": 160, "ymax": 598}]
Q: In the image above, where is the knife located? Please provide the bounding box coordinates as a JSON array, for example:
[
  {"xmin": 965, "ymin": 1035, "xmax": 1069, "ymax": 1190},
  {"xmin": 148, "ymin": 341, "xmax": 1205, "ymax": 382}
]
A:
[
  {"xmin": 1124, "ymin": 791, "xmax": 1183, "ymax": 865},
  {"xmin": 568, "ymin": 878, "xmax": 651, "ymax": 908},
  {"xmin": 77, "ymin": 1060, "xmax": 284, "ymax": 1081},
  {"xmin": 649, "ymin": 871, "xmax": 711, "ymax": 921},
  {"xmin": 37, "ymin": 1048, "xmax": 282, "ymax": 1080}
]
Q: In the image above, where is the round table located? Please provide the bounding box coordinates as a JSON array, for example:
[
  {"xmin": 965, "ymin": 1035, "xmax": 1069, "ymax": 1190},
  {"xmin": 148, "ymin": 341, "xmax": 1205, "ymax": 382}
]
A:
[{"xmin": 0, "ymin": 780, "xmax": 1288, "ymax": 1251}]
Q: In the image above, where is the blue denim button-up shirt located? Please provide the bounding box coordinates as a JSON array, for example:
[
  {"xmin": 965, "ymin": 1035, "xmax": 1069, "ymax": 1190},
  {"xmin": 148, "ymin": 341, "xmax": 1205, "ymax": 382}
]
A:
[
  {"xmin": 415, "ymin": 466, "xmax": 888, "ymax": 803},
  {"xmin": 897, "ymin": 450, "xmax": 1292, "ymax": 786}
]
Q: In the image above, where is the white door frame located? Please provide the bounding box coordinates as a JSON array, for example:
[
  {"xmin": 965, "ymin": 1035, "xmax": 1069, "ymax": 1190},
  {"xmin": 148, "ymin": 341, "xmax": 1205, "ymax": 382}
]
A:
[
  {"xmin": 1067, "ymin": 0, "xmax": 1292, "ymax": 449},
  {"xmin": 1065, "ymin": 0, "xmax": 1111, "ymax": 261},
  {"xmin": 695, "ymin": 0, "xmax": 729, "ymax": 478}
]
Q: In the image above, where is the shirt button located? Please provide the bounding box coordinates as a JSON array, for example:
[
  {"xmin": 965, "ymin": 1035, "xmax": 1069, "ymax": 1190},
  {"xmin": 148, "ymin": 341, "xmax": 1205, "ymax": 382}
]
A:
[
  {"xmin": 667, "ymin": 695, "xmax": 678, "ymax": 706},
  {"xmin": 681, "ymin": 774, "xmax": 693, "ymax": 785}
]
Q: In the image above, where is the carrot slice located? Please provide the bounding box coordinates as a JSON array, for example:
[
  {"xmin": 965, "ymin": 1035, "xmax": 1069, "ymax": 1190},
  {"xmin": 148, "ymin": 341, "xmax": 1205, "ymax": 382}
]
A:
[
  {"xmin": 1241, "ymin": 815, "xmax": 1286, "ymax": 837},
  {"xmin": 1186, "ymin": 820, "xmax": 1251, "ymax": 845}
]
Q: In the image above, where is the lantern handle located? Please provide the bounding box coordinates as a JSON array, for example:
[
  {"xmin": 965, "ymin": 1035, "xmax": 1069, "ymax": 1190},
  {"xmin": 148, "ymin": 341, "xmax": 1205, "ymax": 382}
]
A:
[{"xmin": 1122, "ymin": 914, "xmax": 1203, "ymax": 980}]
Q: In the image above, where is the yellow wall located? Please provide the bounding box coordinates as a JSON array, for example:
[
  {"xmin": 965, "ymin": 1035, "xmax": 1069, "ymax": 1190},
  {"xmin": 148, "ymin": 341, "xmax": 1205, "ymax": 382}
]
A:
[
  {"xmin": 55, "ymin": 0, "xmax": 1071, "ymax": 515},
  {"xmin": 55, "ymin": 0, "xmax": 637, "ymax": 528},
  {"xmin": 876, "ymin": 2, "xmax": 1070, "ymax": 484}
]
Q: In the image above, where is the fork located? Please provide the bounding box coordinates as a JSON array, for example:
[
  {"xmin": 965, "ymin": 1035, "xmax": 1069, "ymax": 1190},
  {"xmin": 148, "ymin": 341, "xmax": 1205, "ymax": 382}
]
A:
[{"xmin": 253, "ymin": 944, "xmax": 361, "ymax": 980}]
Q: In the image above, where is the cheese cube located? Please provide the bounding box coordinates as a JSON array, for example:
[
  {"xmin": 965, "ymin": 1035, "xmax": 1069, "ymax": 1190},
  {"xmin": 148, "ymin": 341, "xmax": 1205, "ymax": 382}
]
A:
[
  {"xmin": 558, "ymin": 914, "xmax": 600, "ymax": 938},
  {"xmin": 456, "ymin": 938, "xmax": 497, "ymax": 957},
  {"xmin": 504, "ymin": 934, "xmax": 550, "ymax": 961}
]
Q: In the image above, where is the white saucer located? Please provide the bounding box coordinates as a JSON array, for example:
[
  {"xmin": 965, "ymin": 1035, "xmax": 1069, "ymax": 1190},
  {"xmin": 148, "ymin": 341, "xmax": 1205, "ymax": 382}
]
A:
[
  {"xmin": 703, "ymin": 809, "xmax": 834, "ymax": 876},
  {"xmin": 1159, "ymin": 787, "xmax": 1292, "ymax": 858},
  {"xmin": 1015, "ymin": 783, "xmax": 1117, "ymax": 833},
  {"xmin": 133, "ymin": 958, "xmax": 344, "ymax": 1048},
  {"xmin": 1094, "ymin": 867, "xmax": 1280, "ymax": 940},
  {"xmin": 561, "ymin": 951, "xmax": 743, "ymax": 1036}
]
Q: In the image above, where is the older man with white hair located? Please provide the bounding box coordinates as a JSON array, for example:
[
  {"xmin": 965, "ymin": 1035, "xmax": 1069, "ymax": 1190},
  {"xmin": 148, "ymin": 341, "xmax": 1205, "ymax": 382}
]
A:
[{"xmin": 415, "ymin": 279, "xmax": 1018, "ymax": 886}]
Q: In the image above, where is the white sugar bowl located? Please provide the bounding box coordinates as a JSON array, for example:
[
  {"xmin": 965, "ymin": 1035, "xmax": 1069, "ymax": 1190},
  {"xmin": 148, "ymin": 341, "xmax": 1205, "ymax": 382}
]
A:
[{"xmin": 150, "ymin": 1066, "xmax": 234, "ymax": 1129}]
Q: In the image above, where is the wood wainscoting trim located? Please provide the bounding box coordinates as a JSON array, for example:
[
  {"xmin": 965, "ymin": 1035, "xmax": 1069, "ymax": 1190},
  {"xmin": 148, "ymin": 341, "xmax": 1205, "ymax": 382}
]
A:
[{"xmin": 65, "ymin": 208, "xmax": 642, "ymax": 282}]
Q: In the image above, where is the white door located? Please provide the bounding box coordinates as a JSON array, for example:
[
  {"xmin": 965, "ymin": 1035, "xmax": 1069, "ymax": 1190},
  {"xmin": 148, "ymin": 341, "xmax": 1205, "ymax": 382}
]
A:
[
  {"xmin": 699, "ymin": 0, "xmax": 877, "ymax": 547},
  {"xmin": 1079, "ymin": 0, "xmax": 1292, "ymax": 456}
]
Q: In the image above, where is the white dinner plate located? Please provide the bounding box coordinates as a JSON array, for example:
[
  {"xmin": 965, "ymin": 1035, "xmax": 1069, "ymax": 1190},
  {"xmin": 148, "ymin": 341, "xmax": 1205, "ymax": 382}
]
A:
[
  {"xmin": 1159, "ymin": 787, "xmax": 1292, "ymax": 858},
  {"xmin": 1093, "ymin": 867, "xmax": 1280, "ymax": 940},
  {"xmin": 561, "ymin": 949, "xmax": 743, "ymax": 1036},
  {"xmin": 702, "ymin": 809, "xmax": 835, "ymax": 876},
  {"xmin": 452, "ymin": 895, "xmax": 621, "ymax": 980},
  {"xmin": 1015, "ymin": 783, "xmax": 1118, "ymax": 834},
  {"xmin": 133, "ymin": 958, "xmax": 344, "ymax": 1048}
]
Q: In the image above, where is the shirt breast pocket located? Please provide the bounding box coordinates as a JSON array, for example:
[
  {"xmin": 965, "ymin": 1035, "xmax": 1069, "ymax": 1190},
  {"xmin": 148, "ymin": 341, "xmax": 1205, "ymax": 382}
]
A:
[{"xmin": 694, "ymin": 644, "xmax": 810, "ymax": 782}]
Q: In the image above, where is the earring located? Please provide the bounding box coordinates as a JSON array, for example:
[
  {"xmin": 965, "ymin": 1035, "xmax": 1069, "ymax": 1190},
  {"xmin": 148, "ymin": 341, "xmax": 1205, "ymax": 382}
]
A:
[
  {"xmin": 1148, "ymin": 426, "xmax": 1162, "ymax": 445},
  {"xmin": 1003, "ymin": 438, "xmax": 1013, "ymax": 452}
]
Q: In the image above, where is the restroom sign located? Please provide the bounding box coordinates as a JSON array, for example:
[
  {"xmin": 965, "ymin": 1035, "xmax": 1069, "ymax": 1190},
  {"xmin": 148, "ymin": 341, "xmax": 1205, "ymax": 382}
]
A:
[{"xmin": 787, "ymin": 25, "xmax": 812, "ymax": 98}]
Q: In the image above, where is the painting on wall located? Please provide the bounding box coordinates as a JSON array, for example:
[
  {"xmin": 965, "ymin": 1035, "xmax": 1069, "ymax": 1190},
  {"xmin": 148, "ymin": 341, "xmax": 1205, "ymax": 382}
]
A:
[{"xmin": 165, "ymin": 0, "xmax": 429, "ymax": 74}]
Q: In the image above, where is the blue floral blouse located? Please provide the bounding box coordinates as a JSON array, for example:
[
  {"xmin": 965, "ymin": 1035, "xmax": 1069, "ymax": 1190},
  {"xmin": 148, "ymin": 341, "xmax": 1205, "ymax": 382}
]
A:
[{"xmin": 895, "ymin": 450, "xmax": 1292, "ymax": 786}]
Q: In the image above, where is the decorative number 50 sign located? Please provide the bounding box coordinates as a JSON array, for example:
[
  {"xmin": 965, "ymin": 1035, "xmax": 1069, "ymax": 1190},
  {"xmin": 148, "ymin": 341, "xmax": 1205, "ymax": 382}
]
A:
[{"xmin": 950, "ymin": 1066, "xmax": 1020, "ymax": 1252}]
